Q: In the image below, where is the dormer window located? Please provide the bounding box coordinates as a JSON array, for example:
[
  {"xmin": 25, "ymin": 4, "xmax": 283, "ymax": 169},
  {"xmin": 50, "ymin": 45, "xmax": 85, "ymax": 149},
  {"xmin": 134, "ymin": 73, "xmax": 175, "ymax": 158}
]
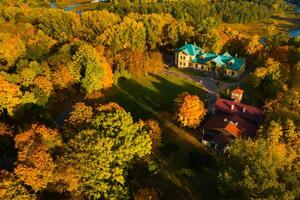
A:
[
  {"xmin": 200, "ymin": 54, "xmax": 206, "ymax": 59},
  {"xmin": 228, "ymin": 59, "xmax": 235, "ymax": 65}
]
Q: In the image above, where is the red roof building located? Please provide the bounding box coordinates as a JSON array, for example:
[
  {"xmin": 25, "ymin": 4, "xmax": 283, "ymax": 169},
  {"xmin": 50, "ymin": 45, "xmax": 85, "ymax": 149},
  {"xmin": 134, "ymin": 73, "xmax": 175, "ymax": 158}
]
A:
[
  {"xmin": 203, "ymin": 113, "xmax": 257, "ymax": 138},
  {"xmin": 213, "ymin": 98, "xmax": 263, "ymax": 124},
  {"xmin": 201, "ymin": 97, "xmax": 263, "ymax": 153}
]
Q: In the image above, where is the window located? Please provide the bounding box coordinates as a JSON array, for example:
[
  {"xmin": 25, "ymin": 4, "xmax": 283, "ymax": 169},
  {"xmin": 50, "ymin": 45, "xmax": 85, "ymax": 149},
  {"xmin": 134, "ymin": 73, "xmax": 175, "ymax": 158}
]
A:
[
  {"xmin": 180, "ymin": 62, "xmax": 182, "ymax": 65},
  {"xmin": 189, "ymin": 63, "xmax": 192, "ymax": 67},
  {"xmin": 231, "ymin": 71, "xmax": 235, "ymax": 76},
  {"xmin": 183, "ymin": 63, "xmax": 185, "ymax": 66}
]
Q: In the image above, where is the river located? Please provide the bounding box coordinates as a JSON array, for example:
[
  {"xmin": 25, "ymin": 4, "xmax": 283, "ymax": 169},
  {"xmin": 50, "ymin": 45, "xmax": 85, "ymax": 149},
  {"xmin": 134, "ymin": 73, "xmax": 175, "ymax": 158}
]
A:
[{"xmin": 288, "ymin": 1, "xmax": 300, "ymax": 37}]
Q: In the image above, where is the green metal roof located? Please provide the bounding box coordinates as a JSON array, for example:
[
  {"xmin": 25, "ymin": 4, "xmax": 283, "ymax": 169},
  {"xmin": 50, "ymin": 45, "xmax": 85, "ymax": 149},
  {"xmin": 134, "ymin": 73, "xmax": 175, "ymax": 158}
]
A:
[
  {"xmin": 212, "ymin": 52, "xmax": 245, "ymax": 71},
  {"xmin": 176, "ymin": 45, "xmax": 245, "ymax": 71},
  {"xmin": 192, "ymin": 52, "xmax": 217, "ymax": 64},
  {"xmin": 176, "ymin": 43, "xmax": 202, "ymax": 56}
]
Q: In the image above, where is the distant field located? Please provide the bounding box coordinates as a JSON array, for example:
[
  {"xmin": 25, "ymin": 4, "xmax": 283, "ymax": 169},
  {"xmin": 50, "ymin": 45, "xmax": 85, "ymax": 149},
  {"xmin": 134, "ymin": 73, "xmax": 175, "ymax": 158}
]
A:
[
  {"xmin": 221, "ymin": 12, "xmax": 299, "ymax": 36},
  {"xmin": 56, "ymin": 0, "xmax": 90, "ymax": 7},
  {"xmin": 100, "ymin": 73, "xmax": 206, "ymax": 120}
]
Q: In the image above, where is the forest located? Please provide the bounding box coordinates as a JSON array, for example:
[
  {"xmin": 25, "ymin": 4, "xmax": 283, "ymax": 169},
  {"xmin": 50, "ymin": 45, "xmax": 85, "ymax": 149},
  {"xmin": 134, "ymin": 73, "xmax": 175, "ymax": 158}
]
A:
[{"xmin": 0, "ymin": 0, "xmax": 299, "ymax": 199}]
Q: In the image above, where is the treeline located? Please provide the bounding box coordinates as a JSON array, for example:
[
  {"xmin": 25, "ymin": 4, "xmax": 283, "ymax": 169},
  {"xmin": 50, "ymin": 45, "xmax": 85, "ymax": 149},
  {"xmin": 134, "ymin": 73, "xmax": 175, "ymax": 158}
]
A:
[{"xmin": 95, "ymin": 0, "xmax": 284, "ymax": 31}]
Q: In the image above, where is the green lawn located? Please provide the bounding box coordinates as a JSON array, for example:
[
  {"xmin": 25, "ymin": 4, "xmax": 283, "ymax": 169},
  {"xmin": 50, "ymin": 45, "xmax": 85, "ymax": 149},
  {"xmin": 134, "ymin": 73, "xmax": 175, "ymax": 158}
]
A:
[{"xmin": 101, "ymin": 73, "xmax": 207, "ymax": 120}]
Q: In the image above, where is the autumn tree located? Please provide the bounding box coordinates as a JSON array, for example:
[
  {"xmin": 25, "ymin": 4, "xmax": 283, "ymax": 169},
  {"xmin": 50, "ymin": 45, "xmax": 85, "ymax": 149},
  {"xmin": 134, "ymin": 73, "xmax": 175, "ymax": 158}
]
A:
[
  {"xmin": 174, "ymin": 92, "xmax": 206, "ymax": 129},
  {"xmin": 145, "ymin": 119, "xmax": 162, "ymax": 153},
  {"xmin": 144, "ymin": 51, "xmax": 164, "ymax": 74},
  {"xmin": 98, "ymin": 17, "xmax": 146, "ymax": 53},
  {"xmin": 14, "ymin": 124, "xmax": 62, "ymax": 192},
  {"xmin": 79, "ymin": 10, "xmax": 120, "ymax": 42},
  {"xmin": 0, "ymin": 75, "xmax": 36, "ymax": 116},
  {"xmin": 72, "ymin": 44, "xmax": 113, "ymax": 93},
  {"xmin": 63, "ymin": 102, "xmax": 94, "ymax": 140},
  {"xmin": 64, "ymin": 102, "xmax": 152, "ymax": 199},
  {"xmin": 0, "ymin": 170, "xmax": 37, "ymax": 200},
  {"xmin": 33, "ymin": 75, "xmax": 53, "ymax": 96},
  {"xmin": 0, "ymin": 32, "xmax": 26, "ymax": 71},
  {"xmin": 51, "ymin": 65, "xmax": 75, "ymax": 89},
  {"xmin": 25, "ymin": 29, "xmax": 57, "ymax": 61}
]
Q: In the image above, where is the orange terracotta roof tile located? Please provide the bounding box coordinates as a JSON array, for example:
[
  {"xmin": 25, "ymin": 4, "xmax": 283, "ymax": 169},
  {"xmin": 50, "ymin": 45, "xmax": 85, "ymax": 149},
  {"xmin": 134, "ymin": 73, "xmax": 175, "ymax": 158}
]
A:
[{"xmin": 225, "ymin": 122, "xmax": 240, "ymax": 138}]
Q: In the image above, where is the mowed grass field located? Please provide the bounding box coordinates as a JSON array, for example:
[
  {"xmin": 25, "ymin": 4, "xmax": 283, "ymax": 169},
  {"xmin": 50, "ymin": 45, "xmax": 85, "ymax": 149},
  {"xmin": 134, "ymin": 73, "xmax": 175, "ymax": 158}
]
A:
[{"xmin": 101, "ymin": 73, "xmax": 207, "ymax": 120}]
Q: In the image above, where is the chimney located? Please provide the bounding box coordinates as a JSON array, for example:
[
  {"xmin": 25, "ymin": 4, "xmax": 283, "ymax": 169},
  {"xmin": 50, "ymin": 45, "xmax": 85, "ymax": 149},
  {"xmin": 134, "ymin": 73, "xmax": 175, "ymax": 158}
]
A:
[
  {"xmin": 235, "ymin": 53, "xmax": 238, "ymax": 57},
  {"xmin": 231, "ymin": 104, "xmax": 235, "ymax": 110},
  {"xmin": 185, "ymin": 41, "xmax": 187, "ymax": 45},
  {"xmin": 242, "ymin": 107, "xmax": 246, "ymax": 113},
  {"xmin": 235, "ymin": 122, "xmax": 238, "ymax": 126},
  {"xmin": 194, "ymin": 42, "xmax": 196, "ymax": 46},
  {"xmin": 224, "ymin": 118, "xmax": 227, "ymax": 122}
]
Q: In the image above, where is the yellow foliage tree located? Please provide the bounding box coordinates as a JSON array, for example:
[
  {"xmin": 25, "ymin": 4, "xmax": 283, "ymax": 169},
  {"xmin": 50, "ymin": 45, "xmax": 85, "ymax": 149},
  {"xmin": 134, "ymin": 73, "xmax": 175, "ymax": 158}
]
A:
[
  {"xmin": 0, "ymin": 75, "xmax": 22, "ymax": 116},
  {"xmin": 175, "ymin": 92, "xmax": 206, "ymax": 129},
  {"xmin": 0, "ymin": 32, "xmax": 26, "ymax": 71}
]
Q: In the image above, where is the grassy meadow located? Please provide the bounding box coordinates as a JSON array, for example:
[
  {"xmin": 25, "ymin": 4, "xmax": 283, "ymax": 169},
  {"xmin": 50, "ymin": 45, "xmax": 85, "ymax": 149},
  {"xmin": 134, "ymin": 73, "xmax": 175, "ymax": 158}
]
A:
[{"xmin": 100, "ymin": 73, "xmax": 207, "ymax": 120}]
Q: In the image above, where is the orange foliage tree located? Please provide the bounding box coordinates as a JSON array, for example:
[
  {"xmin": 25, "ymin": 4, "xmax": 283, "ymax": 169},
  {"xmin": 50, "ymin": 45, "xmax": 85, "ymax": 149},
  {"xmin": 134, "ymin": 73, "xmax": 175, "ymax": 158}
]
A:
[
  {"xmin": 0, "ymin": 170, "xmax": 37, "ymax": 200},
  {"xmin": 63, "ymin": 102, "xmax": 94, "ymax": 140},
  {"xmin": 174, "ymin": 92, "xmax": 207, "ymax": 129},
  {"xmin": 33, "ymin": 75, "xmax": 53, "ymax": 96},
  {"xmin": 0, "ymin": 75, "xmax": 22, "ymax": 116},
  {"xmin": 52, "ymin": 65, "xmax": 75, "ymax": 89},
  {"xmin": 14, "ymin": 124, "xmax": 62, "ymax": 192},
  {"xmin": 144, "ymin": 51, "xmax": 164, "ymax": 74}
]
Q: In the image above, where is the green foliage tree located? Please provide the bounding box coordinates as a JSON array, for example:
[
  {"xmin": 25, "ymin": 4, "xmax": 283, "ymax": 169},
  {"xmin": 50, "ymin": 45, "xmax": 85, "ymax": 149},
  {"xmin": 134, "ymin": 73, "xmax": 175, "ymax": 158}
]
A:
[
  {"xmin": 98, "ymin": 17, "xmax": 146, "ymax": 53},
  {"xmin": 80, "ymin": 10, "xmax": 120, "ymax": 42},
  {"xmin": 64, "ymin": 102, "xmax": 152, "ymax": 199},
  {"xmin": 26, "ymin": 29, "xmax": 57, "ymax": 61},
  {"xmin": 72, "ymin": 44, "xmax": 112, "ymax": 93}
]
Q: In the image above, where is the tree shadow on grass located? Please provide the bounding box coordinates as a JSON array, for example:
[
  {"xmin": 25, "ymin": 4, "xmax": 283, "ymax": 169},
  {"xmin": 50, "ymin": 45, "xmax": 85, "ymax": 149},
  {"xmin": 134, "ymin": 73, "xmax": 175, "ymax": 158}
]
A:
[{"xmin": 106, "ymin": 75, "xmax": 207, "ymax": 120}]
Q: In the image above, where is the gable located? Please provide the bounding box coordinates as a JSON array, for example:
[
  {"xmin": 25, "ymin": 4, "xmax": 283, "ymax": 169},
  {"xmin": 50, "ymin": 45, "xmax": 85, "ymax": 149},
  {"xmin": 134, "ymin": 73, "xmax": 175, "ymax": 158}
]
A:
[{"xmin": 176, "ymin": 43, "xmax": 202, "ymax": 56}]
